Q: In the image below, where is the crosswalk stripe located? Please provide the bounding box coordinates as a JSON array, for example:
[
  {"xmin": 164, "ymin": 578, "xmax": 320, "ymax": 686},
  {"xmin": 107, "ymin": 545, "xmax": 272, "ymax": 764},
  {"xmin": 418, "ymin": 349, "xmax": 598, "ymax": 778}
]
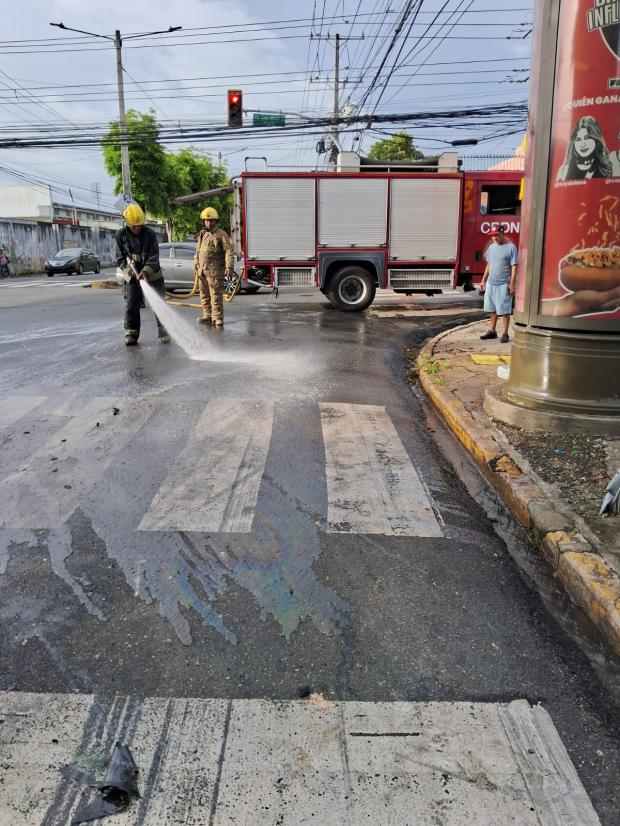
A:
[
  {"xmin": 0, "ymin": 693, "xmax": 601, "ymax": 826},
  {"xmin": 0, "ymin": 397, "xmax": 156, "ymax": 529},
  {"xmin": 0, "ymin": 396, "xmax": 46, "ymax": 427},
  {"xmin": 320, "ymin": 403, "xmax": 442, "ymax": 536},
  {"xmin": 0, "ymin": 279, "xmax": 94, "ymax": 289},
  {"xmin": 139, "ymin": 399, "xmax": 274, "ymax": 533}
]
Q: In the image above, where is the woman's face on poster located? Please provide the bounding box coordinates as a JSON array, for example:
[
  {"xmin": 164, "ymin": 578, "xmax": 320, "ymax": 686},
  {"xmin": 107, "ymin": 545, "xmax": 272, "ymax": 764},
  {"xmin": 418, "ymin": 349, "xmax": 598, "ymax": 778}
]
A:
[{"xmin": 574, "ymin": 127, "xmax": 596, "ymax": 159}]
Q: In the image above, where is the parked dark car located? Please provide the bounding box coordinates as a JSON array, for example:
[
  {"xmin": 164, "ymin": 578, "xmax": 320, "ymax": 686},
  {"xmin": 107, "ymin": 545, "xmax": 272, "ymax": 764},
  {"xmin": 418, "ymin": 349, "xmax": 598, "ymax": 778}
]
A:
[
  {"xmin": 46, "ymin": 248, "xmax": 100, "ymax": 276},
  {"xmin": 115, "ymin": 242, "xmax": 262, "ymax": 294}
]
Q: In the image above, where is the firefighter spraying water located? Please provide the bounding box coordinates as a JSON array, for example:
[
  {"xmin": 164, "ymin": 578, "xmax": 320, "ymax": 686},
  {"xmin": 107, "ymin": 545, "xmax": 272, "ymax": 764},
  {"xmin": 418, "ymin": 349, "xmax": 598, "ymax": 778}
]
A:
[{"xmin": 116, "ymin": 203, "xmax": 170, "ymax": 346}]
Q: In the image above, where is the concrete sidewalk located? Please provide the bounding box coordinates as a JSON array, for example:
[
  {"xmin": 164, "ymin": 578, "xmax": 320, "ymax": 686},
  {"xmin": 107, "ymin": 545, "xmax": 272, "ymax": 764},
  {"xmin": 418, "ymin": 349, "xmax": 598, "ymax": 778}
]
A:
[
  {"xmin": 416, "ymin": 318, "xmax": 620, "ymax": 656},
  {"xmin": 0, "ymin": 692, "xmax": 601, "ymax": 825}
]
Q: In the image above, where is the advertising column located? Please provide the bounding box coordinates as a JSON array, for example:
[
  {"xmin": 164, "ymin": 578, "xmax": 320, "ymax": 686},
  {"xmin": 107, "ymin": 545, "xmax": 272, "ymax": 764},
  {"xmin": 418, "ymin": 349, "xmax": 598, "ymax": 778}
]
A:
[
  {"xmin": 500, "ymin": 0, "xmax": 620, "ymax": 427},
  {"xmin": 540, "ymin": 0, "xmax": 620, "ymax": 325}
]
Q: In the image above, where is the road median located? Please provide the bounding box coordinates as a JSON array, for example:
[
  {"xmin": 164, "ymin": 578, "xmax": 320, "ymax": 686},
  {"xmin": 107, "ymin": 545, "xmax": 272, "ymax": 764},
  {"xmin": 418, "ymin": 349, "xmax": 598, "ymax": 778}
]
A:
[{"xmin": 416, "ymin": 318, "xmax": 620, "ymax": 656}]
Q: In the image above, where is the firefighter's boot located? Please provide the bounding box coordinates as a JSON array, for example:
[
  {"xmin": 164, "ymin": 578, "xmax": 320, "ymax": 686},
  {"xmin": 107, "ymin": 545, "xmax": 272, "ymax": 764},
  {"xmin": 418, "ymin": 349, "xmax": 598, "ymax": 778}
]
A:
[
  {"xmin": 159, "ymin": 334, "xmax": 171, "ymax": 343},
  {"xmin": 125, "ymin": 330, "xmax": 139, "ymax": 346},
  {"xmin": 214, "ymin": 319, "xmax": 224, "ymax": 328},
  {"xmin": 196, "ymin": 314, "xmax": 211, "ymax": 325}
]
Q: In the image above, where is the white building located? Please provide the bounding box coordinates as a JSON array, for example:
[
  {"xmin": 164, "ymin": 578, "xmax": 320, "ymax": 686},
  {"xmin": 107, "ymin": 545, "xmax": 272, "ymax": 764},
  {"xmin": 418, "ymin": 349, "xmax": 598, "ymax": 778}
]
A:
[{"xmin": 0, "ymin": 185, "xmax": 123, "ymax": 230}]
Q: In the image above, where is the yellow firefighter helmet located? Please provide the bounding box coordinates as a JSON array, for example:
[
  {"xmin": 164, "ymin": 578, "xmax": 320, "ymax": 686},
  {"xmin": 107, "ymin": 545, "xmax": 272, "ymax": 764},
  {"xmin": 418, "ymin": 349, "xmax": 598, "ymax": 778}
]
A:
[
  {"xmin": 201, "ymin": 207, "xmax": 219, "ymax": 220},
  {"xmin": 123, "ymin": 203, "xmax": 146, "ymax": 226}
]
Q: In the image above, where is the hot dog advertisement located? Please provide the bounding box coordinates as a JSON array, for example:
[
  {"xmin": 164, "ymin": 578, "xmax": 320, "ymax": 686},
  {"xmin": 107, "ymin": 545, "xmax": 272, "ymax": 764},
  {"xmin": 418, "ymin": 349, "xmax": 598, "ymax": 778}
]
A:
[{"xmin": 538, "ymin": 0, "xmax": 620, "ymax": 322}]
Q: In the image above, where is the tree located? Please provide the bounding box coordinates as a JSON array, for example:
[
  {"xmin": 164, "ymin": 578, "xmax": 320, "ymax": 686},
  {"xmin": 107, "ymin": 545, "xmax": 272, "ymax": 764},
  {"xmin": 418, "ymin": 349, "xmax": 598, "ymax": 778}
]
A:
[
  {"xmin": 102, "ymin": 109, "xmax": 169, "ymax": 216},
  {"xmin": 102, "ymin": 111, "xmax": 232, "ymax": 240},
  {"xmin": 367, "ymin": 130, "xmax": 424, "ymax": 162},
  {"xmin": 164, "ymin": 150, "xmax": 231, "ymax": 241}
]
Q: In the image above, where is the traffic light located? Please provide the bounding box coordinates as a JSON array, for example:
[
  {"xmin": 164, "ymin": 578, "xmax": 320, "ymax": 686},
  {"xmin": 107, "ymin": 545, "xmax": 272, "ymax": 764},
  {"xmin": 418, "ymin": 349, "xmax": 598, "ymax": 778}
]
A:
[{"xmin": 227, "ymin": 89, "xmax": 243, "ymax": 128}]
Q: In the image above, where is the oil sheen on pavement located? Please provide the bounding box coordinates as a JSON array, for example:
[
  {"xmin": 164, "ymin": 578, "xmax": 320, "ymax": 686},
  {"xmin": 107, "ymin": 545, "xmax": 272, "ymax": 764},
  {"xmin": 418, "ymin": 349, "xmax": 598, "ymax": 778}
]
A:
[{"xmin": 0, "ymin": 285, "xmax": 618, "ymax": 824}]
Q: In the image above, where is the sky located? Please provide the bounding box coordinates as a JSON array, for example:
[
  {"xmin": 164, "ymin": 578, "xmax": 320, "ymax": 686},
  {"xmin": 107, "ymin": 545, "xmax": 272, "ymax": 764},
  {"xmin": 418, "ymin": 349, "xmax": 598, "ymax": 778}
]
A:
[{"xmin": 0, "ymin": 0, "xmax": 533, "ymax": 211}]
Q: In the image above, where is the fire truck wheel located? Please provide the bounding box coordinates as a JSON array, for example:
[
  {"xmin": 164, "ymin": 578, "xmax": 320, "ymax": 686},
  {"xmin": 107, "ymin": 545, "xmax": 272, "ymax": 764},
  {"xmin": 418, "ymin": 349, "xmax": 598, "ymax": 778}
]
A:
[{"xmin": 327, "ymin": 266, "xmax": 376, "ymax": 312}]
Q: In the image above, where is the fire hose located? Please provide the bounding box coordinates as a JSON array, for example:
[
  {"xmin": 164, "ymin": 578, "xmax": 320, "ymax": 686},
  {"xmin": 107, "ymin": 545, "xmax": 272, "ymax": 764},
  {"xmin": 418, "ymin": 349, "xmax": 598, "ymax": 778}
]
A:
[
  {"xmin": 164, "ymin": 269, "xmax": 243, "ymax": 303},
  {"xmin": 123, "ymin": 259, "xmax": 243, "ymax": 304}
]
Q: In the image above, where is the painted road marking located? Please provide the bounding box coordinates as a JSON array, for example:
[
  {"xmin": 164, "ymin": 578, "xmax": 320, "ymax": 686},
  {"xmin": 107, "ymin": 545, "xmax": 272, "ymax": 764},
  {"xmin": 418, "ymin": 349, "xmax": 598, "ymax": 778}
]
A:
[
  {"xmin": 0, "ymin": 397, "xmax": 155, "ymax": 529},
  {"xmin": 0, "ymin": 280, "xmax": 95, "ymax": 289},
  {"xmin": 0, "ymin": 396, "xmax": 46, "ymax": 427},
  {"xmin": 139, "ymin": 398, "xmax": 274, "ymax": 533},
  {"xmin": 0, "ymin": 694, "xmax": 601, "ymax": 826},
  {"xmin": 320, "ymin": 402, "xmax": 442, "ymax": 536}
]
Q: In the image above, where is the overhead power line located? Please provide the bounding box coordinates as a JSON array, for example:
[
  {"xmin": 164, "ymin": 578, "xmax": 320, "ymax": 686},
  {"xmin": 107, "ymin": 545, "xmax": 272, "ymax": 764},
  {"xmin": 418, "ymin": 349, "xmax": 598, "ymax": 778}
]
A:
[
  {"xmin": 0, "ymin": 24, "xmax": 538, "ymax": 56},
  {"xmin": 0, "ymin": 102, "xmax": 528, "ymax": 150},
  {"xmin": 0, "ymin": 8, "xmax": 535, "ymax": 48}
]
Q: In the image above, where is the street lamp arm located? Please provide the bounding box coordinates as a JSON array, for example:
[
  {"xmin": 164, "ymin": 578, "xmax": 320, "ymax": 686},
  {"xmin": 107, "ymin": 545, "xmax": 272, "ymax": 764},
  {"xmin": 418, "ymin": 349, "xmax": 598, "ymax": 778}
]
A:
[
  {"xmin": 123, "ymin": 26, "xmax": 183, "ymax": 40},
  {"xmin": 49, "ymin": 22, "xmax": 113, "ymax": 40}
]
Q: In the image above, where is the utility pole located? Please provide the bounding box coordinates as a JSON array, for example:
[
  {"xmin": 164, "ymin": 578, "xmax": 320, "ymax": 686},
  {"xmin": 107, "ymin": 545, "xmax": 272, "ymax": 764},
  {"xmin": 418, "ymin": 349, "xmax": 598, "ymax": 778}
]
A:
[
  {"xmin": 312, "ymin": 32, "xmax": 364, "ymax": 169},
  {"xmin": 333, "ymin": 32, "xmax": 340, "ymax": 161},
  {"xmin": 51, "ymin": 21, "xmax": 181, "ymax": 206},
  {"xmin": 114, "ymin": 30, "xmax": 132, "ymax": 200}
]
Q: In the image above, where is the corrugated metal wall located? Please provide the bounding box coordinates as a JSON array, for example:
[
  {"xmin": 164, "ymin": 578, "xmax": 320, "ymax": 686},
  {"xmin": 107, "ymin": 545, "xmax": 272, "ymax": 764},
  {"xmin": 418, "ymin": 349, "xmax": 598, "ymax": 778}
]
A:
[{"xmin": 0, "ymin": 220, "xmax": 120, "ymax": 275}]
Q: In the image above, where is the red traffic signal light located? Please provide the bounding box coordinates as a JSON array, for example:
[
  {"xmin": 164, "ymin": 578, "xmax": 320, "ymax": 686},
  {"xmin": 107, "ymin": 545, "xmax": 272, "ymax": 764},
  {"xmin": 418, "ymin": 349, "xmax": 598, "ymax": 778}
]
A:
[{"xmin": 227, "ymin": 89, "xmax": 243, "ymax": 128}]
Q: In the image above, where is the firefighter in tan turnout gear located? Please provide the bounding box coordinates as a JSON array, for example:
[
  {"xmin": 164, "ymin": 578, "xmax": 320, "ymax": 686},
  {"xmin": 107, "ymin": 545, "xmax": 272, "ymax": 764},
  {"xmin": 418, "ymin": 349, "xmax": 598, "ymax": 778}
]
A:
[{"xmin": 194, "ymin": 207, "xmax": 234, "ymax": 328}]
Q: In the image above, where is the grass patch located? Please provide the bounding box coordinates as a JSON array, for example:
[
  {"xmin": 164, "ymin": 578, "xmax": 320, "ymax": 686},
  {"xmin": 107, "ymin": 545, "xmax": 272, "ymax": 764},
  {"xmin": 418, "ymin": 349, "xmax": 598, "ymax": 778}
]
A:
[{"xmin": 417, "ymin": 354, "xmax": 448, "ymax": 376}]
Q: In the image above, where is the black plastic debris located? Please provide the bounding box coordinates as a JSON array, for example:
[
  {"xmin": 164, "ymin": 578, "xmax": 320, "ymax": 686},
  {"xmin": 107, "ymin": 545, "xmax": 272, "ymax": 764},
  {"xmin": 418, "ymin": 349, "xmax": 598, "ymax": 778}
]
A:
[
  {"xmin": 71, "ymin": 742, "xmax": 140, "ymax": 824},
  {"xmin": 112, "ymin": 407, "xmax": 120, "ymax": 416}
]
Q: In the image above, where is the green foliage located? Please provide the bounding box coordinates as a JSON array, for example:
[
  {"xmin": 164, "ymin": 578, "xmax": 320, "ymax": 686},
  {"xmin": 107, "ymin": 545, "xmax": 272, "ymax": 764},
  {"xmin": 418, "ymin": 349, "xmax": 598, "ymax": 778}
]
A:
[
  {"xmin": 367, "ymin": 130, "xmax": 424, "ymax": 162},
  {"xmin": 165, "ymin": 150, "xmax": 231, "ymax": 240},
  {"xmin": 102, "ymin": 110, "xmax": 231, "ymax": 240},
  {"xmin": 102, "ymin": 110, "xmax": 169, "ymax": 216},
  {"xmin": 417, "ymin": 354, "xmax": 447, "ymax": 376}
]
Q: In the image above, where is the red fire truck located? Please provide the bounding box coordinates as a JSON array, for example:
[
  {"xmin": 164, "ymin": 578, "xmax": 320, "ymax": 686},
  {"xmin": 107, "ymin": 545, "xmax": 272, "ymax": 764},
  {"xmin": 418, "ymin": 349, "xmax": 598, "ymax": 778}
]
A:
[{"xmin": 225, "ymin": 155, "xmax": 523, "ymax": 311}]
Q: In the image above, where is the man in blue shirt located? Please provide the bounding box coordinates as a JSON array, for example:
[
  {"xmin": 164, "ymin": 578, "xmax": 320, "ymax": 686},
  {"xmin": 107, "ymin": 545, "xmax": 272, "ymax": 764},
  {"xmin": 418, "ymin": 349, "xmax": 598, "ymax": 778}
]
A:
[{"xmin": 479, "ymin": 224, "xmax": 518, "ymax": 343}]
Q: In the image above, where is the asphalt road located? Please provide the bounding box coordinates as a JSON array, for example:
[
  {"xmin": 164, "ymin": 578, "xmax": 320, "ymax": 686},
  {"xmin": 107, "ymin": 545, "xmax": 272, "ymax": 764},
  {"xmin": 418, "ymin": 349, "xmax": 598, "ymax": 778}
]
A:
[{"xmin": 0, "ymin": 278, "xmax": 618, "ymax": 823}]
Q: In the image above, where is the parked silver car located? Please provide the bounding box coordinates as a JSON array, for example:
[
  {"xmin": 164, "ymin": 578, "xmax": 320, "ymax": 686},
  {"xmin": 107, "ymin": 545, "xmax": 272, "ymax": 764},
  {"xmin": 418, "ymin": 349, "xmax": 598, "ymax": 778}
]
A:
[{"xmin": 115, "ymin": 242, "xmax": 262, "ymax": 294}]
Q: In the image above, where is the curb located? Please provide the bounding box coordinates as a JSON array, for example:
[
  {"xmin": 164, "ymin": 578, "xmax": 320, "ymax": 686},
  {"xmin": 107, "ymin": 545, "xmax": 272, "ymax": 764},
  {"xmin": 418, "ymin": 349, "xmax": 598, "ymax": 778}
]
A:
[{"xmin": 416, "ymin": 333, "xmax": 620, "ymax": 657}]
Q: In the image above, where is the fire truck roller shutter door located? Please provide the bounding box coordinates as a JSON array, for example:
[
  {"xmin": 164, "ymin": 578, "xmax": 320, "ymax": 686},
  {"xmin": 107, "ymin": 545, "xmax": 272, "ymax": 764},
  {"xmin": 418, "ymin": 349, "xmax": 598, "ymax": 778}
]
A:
[
  {"xmin": 245, "ymin": 177, "xmax": 315, "ymax": 261},
  {"xmin": 389, "ymin": 178, "xmax": 460, "ymax": 261}
]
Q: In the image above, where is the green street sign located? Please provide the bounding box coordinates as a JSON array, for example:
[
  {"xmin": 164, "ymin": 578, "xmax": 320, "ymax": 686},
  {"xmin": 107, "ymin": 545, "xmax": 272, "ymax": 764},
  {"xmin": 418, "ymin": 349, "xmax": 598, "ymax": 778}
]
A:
[{"xmin": 253, "ymin": 113, "xmax": 286, "ymax": 127}]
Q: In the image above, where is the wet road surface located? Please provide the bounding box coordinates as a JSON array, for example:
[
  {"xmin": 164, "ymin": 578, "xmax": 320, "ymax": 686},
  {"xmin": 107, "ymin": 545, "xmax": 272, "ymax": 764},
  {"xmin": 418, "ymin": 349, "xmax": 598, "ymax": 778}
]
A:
[{"xmin": 0, "ymin": 284, "xmax": 618, "ymax": 823}]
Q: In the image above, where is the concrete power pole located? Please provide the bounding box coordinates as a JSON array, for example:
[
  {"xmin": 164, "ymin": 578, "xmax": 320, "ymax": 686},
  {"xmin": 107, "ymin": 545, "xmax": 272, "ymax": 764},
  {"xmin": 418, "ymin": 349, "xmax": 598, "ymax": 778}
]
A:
[
  {"xmin": 114, "ymin": 30, "xmax": 132, "ymax": 201},
  {"xmin": 332, "ymin": 33, "xmax": 340, "ymax": 169},
  {"xmin": 312, "ymin": 32, "xmax": 363, "ymax": 169},
  {"xmin": 50, "ymin": 22, "xmax": 181, "ymax": 207}
]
